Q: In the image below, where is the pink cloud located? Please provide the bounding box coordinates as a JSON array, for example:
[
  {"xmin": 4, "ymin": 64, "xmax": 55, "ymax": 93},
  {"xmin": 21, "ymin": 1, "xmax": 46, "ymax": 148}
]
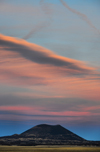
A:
[
  {"xmin": 0, "ymin": 34, "xmax": 100, "ymax": 101},
  {"xmin": 0, "ymin": 105, "xmax": 100, "ymax": 123},
  {"xmin": 0, "ymin": 105, "xmax": 99, "ymax": 117},
  {"xmin": 81, "ymin": 106, "xmax": 100, "ymax": 111}
]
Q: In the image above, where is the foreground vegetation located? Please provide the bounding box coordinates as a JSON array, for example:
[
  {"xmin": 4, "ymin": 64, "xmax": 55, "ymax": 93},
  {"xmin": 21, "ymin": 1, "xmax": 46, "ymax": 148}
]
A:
[{"xmin": 0, "ymin": 146, "xmax": 100, "ymax": 152}]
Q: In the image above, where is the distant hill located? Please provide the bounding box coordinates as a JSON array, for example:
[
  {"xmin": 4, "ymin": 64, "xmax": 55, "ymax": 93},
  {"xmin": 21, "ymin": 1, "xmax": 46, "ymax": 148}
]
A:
[
  {"xmin": 0, "ymin": 124, "xmax": 100, "ymax": 146},
  {"xmin": 20, "ymin": 124, "xmax": 84, "ymax": 141}
]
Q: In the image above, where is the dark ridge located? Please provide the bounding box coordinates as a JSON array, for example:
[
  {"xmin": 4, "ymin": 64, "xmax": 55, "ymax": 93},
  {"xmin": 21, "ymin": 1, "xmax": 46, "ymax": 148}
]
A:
[
  {"xmin": 11, "ymin": 134, "xmax": 19, "ymax": 137},
  {"xmin": 0, "ymin": 124, "xmax": 100, "ymax": 146},
  {"xmin": 20, "ymin": 124, "xmax": 84, "ymax": 141}
]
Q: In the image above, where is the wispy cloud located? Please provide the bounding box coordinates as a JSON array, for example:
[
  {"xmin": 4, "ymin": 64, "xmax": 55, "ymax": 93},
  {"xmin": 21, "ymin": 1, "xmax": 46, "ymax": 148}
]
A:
[
  {"xmin": 0, "ymin": 105, "xmax": 100, "ymax": 124},
  {"xmin": 23, "ymin": 21, "xmax": 49, "ymax": 40},
  {"xmin": 60, "ymin": 0, "xmax": 100, "ymax": 34},
  {"xmin": 40, "ymin": 0, "xmax": 53, "ymax": 20},
  {"xmin": 23, "ymin": 0, "xmax": 53, "ymax": 40},
  {"xmin": 0, "ymin": 94, "xmax": 100, "ymax": 124},
  {"xmin": 0, "ymin": 105, "xmax": 94, "ymax": 117}
]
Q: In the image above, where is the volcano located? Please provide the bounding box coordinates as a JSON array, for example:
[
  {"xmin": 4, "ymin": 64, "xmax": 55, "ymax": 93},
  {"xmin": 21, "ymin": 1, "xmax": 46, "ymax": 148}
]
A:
[
  {"xmin": 0, "ymin": 124, "xmax": 100, "ymax": 146},
  {"xmin": 20, "ymin": 124, "xmax": 84, "ymax": 141}
]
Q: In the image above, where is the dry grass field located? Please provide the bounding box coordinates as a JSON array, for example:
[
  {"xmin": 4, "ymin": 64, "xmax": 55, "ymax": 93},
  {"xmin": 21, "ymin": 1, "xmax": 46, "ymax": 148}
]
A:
[{"xmin": 0, "ymin": 146, "xmax": 100, "ymax": 152}]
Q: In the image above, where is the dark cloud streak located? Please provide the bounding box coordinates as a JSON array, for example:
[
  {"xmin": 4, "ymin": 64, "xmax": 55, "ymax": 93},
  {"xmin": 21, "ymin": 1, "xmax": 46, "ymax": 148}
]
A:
[
  {"xmin": 23, "ymin": 22, "xmax": 49, "ymax": 40},
  {"xmin": 23, "ymin": 0, "xmax": 53, "ymax": 40},
  {"xmin": 60, "ymin": 0, "xmax": 100, "ymax": 34},
  {"xmin": 0, "ymin": 35, "xmax": 92, "ymax": 74},
  {"xmin": 40, "ymin": 0, "xmax": 53, "ymax": 20}
]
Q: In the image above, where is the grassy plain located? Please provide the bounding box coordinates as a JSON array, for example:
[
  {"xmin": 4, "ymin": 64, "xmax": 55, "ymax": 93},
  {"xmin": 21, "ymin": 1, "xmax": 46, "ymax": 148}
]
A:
[{"xmin": 0, "ymin": 146, "xmax": 100, "ymax": 152}]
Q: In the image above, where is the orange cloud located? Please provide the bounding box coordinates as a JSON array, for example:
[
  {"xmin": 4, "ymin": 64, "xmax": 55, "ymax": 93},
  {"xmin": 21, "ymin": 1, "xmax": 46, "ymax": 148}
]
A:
[
  {"xmin": 0, "ymin": 33, "xmax": 97, "ymax": 86},
  {"xmin": 0, "ymin": 34, "xmax": 94, "ymax": 73},
  {"xmin": 0, "ymin": 34, "xmax": 100, "ymax": 101}
]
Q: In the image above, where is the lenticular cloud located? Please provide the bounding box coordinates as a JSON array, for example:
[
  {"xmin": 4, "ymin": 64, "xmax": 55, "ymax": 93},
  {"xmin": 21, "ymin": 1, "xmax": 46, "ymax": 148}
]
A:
[{"xmin": 0, "ymin": 34, "xmax": 94, "ymax": 75}]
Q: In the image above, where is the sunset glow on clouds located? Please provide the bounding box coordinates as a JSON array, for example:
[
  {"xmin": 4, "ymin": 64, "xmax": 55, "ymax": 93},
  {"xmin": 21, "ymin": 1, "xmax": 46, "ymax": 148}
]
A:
[
  {"xmin": 0, "ymin": 34, "xmax": 94, "ymax": 72},
  {"xmin": 0, "ymin": 34, "xmax": 100, "ymax": 101},
  {"xmin": 0, "ymin": 0, "xmax": 100, "ymax": 140}
]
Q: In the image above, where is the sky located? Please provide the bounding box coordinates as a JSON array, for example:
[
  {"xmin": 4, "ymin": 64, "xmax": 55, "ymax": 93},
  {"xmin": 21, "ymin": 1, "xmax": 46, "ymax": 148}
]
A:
[{"xmin": 0, "ymin": 0, "xmax": 100, "ymax": 141}]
